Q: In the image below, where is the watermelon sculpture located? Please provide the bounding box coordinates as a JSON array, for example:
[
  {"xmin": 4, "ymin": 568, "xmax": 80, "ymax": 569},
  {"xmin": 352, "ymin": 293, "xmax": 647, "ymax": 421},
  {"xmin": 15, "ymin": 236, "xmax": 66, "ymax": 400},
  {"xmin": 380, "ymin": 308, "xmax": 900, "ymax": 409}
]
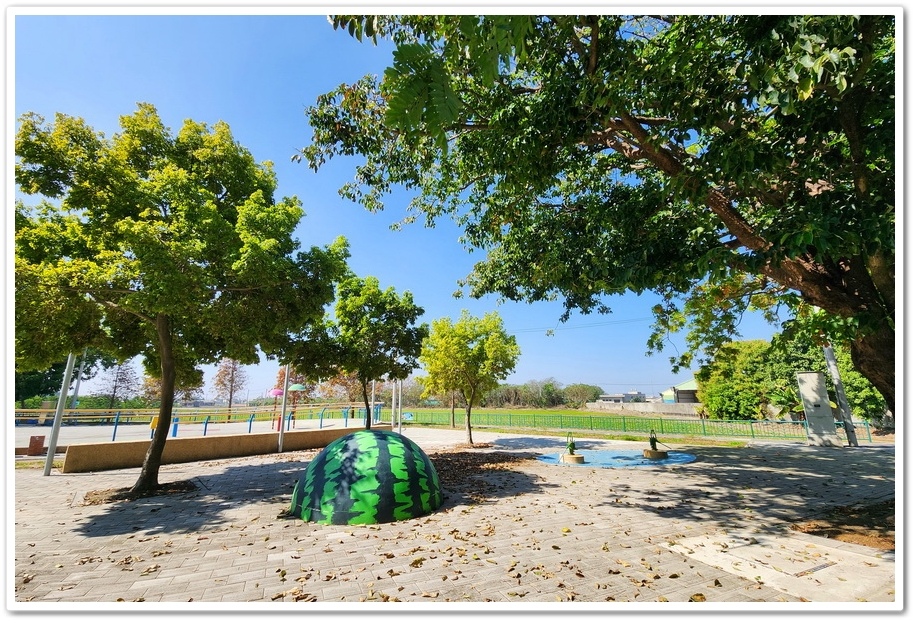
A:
[{"xmin": 290, "ymin": 429, "xmax": 443, "ymax": 525}]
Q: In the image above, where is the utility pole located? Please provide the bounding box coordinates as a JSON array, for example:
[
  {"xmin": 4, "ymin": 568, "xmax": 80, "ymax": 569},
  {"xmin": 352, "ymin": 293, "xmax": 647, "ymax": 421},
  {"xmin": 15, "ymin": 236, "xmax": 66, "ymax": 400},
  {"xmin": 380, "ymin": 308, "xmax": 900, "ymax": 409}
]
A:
[
  {"xmin": 823, "ymin": 344, "xmax": 859, "ymax": 447},
  {"xmin": 45, "ymin": 353, "xmax": 76, "ymax": 475}
]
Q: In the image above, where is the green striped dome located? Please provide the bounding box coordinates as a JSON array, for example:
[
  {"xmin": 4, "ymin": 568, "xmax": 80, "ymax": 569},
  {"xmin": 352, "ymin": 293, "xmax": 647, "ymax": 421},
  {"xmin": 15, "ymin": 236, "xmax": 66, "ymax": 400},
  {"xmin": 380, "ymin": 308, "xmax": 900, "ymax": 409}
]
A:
[{"xmin": 290, "ymin": 429, "xmax": 443, "ymax": 525}]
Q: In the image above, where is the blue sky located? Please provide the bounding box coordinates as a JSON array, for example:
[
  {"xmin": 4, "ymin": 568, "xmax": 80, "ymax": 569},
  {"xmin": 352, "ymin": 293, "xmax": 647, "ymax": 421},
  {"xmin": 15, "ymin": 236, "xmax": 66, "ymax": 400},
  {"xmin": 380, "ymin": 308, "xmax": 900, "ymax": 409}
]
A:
[{"xmin": 11, "ymin": 9, "xmax": 781, "ymax": 400}]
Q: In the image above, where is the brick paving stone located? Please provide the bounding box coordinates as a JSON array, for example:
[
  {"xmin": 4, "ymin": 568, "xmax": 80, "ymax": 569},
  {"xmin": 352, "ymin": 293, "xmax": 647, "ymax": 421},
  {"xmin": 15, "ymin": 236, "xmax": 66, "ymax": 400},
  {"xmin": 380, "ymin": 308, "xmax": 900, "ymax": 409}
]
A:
[{"xmin": 11, "ymin": 428, "xmax": 898, "ymax": 609}]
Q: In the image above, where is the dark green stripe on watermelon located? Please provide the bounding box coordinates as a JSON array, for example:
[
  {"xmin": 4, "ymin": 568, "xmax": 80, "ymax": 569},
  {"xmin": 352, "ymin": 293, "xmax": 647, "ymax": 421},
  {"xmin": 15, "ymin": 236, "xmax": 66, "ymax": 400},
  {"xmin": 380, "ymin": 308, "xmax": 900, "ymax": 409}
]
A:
[{"xmin": 290, "ymin": 430, "xmax": 442, "ymax": 525}]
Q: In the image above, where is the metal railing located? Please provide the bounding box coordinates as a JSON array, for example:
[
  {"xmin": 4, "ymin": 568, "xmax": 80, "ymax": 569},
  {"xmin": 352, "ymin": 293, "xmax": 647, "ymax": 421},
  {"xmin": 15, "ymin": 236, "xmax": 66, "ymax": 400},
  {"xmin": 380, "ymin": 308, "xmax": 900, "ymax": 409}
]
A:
[
  {"xmin": 14, "ymin": 406, "xmax": 873, "ymax": 444},
  {"xmin": 376, "ymin": 410, "xmax": 873, "ymax": 443},
  {"xmin": 13, "ymin": 404, "xmax": 385, "ymax": 441}
]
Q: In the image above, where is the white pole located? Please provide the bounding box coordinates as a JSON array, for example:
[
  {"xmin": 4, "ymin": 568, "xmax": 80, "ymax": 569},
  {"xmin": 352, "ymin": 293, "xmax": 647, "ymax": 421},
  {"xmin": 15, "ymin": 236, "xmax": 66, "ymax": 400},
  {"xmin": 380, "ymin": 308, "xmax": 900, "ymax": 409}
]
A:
[
  {"xmin": 823, "ymin": 344, "xmax": 859, "ymax": 446},
  {"xmin": 69, "ymin": 347, "xmax": 88, "ymax": 409},
  {"xmin": 397, "ymin": 379, "xmax": 403, "ymax": 435},
  {"xmin": 371, "ymin": 380, "xmax": 376, "ymax": 424},
  {"xmin": 278, "ymin": 362, "xmax": 290, "ymax": 452},
  {"xmin": 391, "ymin": 380, "xmax": 397, "ymax": 430},
  {"xmin": 44, "ymin": 352, "xmax": 76, "ymax": 476}
]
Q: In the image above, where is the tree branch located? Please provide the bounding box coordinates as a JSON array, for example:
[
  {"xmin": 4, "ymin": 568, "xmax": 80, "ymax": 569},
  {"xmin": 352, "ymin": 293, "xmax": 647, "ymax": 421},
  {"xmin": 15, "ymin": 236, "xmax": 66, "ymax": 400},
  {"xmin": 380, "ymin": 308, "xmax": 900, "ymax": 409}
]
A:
[{"xmin": 586, "ymin": 15, "xmax": 599, "ymax": 76}]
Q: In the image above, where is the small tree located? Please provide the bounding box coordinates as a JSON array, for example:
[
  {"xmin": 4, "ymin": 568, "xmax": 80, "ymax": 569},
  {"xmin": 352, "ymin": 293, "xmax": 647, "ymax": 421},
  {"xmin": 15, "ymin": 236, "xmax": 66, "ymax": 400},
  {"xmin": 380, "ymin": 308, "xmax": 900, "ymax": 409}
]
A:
[
  {"xmin": 212, "ymin": 358, "xmax": 248, "ymax": 419},
  {"xmin": 563, "ymin": 383, "xmax": 605, "ymax": 408},
  {"xmin": 331, "ymin": 276, "xmax": 428, "ymax": 429},
  {"xmin": 317, "ymin": 371, "xmax": 363, "ymax": 402},
  {"xmin": 141, "ymin": 374, "xmax": 204, "ymax": 407},
  {"xmin": 419, "ymin": 310, "xmax": 520, "ymax": 445},
  {"xmin": 95, "ymin": 361, "xmax": 141, "ymax": 410}
]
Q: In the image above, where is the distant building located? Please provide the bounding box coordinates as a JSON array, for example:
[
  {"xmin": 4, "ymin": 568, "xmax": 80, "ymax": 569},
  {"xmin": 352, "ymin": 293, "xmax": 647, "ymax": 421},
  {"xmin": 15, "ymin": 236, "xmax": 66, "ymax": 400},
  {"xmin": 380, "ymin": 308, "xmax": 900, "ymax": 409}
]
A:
[
  {"xmin": 597, "ymin": 390, "xmax": 646, "ymax": 404},
  {"xmin": 661, "ymin": 379, "xmax": 699, "ymax": 403}
]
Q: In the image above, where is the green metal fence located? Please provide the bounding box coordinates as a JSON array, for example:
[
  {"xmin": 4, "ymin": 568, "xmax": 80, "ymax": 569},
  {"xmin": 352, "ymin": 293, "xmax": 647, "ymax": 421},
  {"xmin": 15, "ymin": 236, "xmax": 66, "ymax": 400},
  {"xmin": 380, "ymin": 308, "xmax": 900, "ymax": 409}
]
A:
[
  {"xmin": 384, "ymin": 410, "xmax": 873, "ymax": 443},
  {"xmin": 15, "ymin": 406, "xmax": 873, "ymax": 445}
]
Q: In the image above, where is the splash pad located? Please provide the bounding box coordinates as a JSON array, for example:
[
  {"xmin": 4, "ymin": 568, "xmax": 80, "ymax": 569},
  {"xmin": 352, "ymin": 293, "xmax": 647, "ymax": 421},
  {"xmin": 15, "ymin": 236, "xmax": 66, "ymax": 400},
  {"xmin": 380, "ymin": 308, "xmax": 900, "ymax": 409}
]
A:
[{"xmin": 537, "ymin": 448, "xmax": 697, "ymax": 468}]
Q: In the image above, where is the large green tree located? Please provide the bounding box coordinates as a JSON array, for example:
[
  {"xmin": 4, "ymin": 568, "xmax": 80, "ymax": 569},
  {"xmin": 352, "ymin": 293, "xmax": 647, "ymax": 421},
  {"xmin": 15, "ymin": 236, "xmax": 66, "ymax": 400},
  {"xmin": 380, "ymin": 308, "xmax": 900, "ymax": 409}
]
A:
[
  {"xmin": 15, "ymin": 103, "xmax": 350, "ymax": 493},
  {"xmin": 698, "ymin": 335, "xmax": 886, "ymax": 421},
  {"xmin": 299, "ymin": 14, "xmax": 896, "ymax": 417},
  {"xmin": 419, "ymin": 310, "xmax": 520, "ymax": 444},
  {"xmin": 696, "ymin": 340, "xmax": 771, "ymax": 420},
  {"xmin": 329, "ymin": 275, "xmax": 428, "ymax": 429}
]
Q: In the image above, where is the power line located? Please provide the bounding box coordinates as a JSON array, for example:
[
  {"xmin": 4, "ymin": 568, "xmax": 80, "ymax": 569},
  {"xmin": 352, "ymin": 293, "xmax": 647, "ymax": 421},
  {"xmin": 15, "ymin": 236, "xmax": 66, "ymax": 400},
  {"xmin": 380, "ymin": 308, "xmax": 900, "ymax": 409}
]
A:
[{"xmin": 512, "ymin": 316, "xmax": 654, "ymax": 334}]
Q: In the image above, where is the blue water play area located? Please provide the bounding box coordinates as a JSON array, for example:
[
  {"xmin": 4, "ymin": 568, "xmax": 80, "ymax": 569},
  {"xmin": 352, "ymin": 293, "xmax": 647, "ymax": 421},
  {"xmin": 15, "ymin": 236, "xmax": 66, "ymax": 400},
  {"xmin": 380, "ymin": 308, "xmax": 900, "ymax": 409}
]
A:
[{"xmin": 537, "ymin": 449, "xmax": 697, "ymax": 468}]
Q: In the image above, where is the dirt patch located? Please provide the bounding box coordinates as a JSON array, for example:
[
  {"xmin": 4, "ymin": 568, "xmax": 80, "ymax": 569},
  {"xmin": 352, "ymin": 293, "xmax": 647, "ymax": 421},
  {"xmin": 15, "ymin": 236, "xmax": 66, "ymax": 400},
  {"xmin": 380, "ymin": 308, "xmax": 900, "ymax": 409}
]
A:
[
  {"xmin": 81, "ymin": 480, "xmax": 198, "ymax": 505},
  {"xmin": 869, "ymin": 428, "xmax": 895, "ymax": 443},
  {"xmin": 791, "ymin": 498, "xmax": 895, "ymax": 550},
  {"xmin": 787, "ymin": 427, "xmax": 895, "ymax": 550}
]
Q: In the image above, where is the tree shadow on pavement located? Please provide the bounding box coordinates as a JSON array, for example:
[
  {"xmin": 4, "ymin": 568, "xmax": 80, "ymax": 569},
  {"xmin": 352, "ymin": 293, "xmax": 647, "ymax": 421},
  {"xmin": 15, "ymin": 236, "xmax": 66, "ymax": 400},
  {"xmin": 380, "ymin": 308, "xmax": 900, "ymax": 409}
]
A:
[
  {"xmin": 587, "ymin": 444, "xmax": 895, "ymax": 531},
  {"xmin": 70, "ymin": 449, "xmax": 550, "ymax": 538}
]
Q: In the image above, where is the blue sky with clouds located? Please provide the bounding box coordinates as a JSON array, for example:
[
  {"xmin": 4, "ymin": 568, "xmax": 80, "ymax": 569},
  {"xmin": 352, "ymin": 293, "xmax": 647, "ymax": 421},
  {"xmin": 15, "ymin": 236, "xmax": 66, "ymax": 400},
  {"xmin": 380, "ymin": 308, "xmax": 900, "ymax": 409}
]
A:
[{"xmin": 11, "ymin": 9, "xmax": 780, "ymax": 400}]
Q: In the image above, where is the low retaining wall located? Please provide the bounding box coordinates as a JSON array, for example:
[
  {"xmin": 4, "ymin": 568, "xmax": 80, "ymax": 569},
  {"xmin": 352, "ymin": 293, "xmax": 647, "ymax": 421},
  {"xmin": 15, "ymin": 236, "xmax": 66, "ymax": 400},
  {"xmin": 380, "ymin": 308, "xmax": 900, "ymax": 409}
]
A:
[
  {"xmin": 585, "ymin": 401, "xmax": 702, "ymax": 416},
  {"xmin": 61, "ymin": 426, "xmax": 376, "ymax": 473}
]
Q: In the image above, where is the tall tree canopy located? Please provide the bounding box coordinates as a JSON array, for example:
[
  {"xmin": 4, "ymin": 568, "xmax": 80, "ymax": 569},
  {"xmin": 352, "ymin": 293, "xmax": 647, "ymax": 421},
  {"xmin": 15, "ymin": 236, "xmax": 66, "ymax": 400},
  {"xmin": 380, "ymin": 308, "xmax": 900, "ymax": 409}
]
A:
[
  {"xmin": 16, "ymin": 103, "xmax": 351, "ymax": 492},
  {"xmin": 299, "ymin": 14, "xmax": 896, "ymax": 416},
  {"xmin": 419, "ymin": 310, "xmax": 520, "ymax": 445},
  {"xmin": 329, "ymin": 275, "xmax": 428, "ymax": 429}
]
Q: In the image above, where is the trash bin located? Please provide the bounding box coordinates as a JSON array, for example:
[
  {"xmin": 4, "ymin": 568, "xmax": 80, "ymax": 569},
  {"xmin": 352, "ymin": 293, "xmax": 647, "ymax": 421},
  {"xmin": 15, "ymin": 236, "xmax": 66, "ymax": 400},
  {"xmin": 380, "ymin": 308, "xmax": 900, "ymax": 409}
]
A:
[{"xmin": 28, "ymin": 435, "xmax": 45, "ymax": 456}]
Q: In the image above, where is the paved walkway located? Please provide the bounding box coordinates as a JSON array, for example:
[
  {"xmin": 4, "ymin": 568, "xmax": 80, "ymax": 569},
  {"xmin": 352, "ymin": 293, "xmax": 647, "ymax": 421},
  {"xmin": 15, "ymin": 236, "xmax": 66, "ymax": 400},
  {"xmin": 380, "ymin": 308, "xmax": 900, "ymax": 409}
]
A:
[{"xmin": 10, "ymin": 426, "xmax": 899, "ymax": 612}]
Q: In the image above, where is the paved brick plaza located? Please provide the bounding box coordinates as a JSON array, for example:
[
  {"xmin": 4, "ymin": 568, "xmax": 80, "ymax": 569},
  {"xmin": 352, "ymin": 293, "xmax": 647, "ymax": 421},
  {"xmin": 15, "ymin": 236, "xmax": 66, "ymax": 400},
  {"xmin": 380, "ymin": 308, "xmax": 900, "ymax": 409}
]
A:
[{"xmin": 11, "ymin": 428, "xmax": 897, "ymax": 610}]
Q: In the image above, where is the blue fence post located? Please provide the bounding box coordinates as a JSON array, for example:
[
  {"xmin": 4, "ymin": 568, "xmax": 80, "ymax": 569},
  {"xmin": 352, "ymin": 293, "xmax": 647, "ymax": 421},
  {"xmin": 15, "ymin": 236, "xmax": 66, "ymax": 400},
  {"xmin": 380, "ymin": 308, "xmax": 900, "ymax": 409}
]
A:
[
  {"xmin": 203, "ymin": 415, "xmax": 210, "ymax": 436},
  {"xmin": 318, "ymin": 407, "xmax": 326, "ymax": 429},
  {"xmin": 111, "ymin": 412, "xmax": 121, "ymax": 441},
  {"xmin": 248, "ymin": 412, "xmax": 256, "ymax": 433},
  {"xmin": 171, "ymin": 416, "xmax": 179, "ymax": 438},
  {"xmin": 343, "ymin": 407, "xmax": 349, "ymax": 428}
]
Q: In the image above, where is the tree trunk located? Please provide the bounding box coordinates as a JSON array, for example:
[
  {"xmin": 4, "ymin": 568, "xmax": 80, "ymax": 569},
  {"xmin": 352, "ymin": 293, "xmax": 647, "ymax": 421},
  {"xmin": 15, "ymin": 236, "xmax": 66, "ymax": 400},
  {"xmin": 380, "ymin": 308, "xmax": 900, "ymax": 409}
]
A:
[
  {"xmin": 131, "ymin": 314, "xmax": 176, "ymax": 494},
  {"xmin": 640, "ymin": 146, "xmax": 896, "ymax": 417},
  {"xmin": 107, "ymin": 368, "xmax": 119, "ymax": 410},
  {"xmin": 226, "ymin": 367, "xmax": 234, "ymax": 423},
  {"xmin": 450, "ymin": 392, "xmax": 456, "ymax": 428},
  {"xmin": 849, "ymin": 323, "xmax": 895, "ymax": 417},
  {"xmin": 362, "ymin": 382, "xmax": 372, "ymax": 430},
  {"xmin": 464, "ymin": 402, "xmax": 474, "ymax": 446}
]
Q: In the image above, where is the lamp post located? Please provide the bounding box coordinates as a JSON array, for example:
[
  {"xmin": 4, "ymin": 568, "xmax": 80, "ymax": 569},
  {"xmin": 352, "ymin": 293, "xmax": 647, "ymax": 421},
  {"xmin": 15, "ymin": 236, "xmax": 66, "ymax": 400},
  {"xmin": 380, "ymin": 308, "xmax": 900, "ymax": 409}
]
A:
[
  {"xmin": 269, "ymin": 387, "xmax": 284, "ymax": 428},
  {"xmin": 287, "ymin": 383, "xmax": 307, "ymax": 429}
]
